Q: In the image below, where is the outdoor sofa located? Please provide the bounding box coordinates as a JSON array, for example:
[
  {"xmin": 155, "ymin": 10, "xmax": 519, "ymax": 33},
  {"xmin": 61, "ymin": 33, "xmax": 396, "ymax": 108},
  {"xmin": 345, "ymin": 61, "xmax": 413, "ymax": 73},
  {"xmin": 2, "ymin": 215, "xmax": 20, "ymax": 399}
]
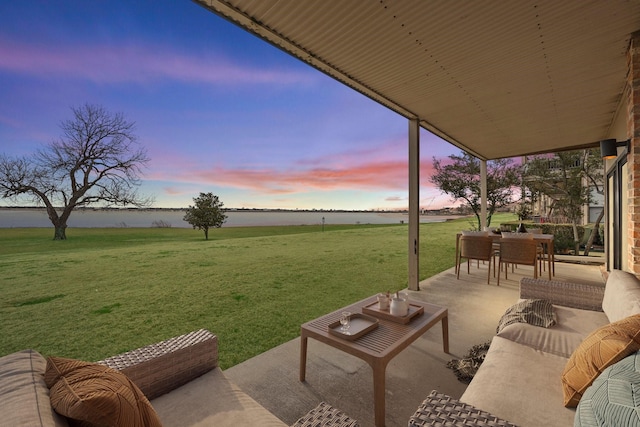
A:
[
  {"xmin": 0, "ymin": 328, "xmax": 358, "ymax": 427},
  {"xmin": 8, "ymin": 270, "xmax": 640, "ymax": 427},
  {"xmin": 410, "ymin": 269, "xmax": 640, "ymax": 427}
]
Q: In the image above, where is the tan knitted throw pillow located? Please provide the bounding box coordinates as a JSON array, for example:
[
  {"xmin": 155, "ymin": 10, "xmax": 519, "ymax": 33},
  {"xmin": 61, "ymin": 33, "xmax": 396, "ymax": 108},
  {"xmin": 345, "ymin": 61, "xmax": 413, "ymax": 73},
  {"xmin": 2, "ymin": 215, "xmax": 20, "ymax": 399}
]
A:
[
  {"xmin": 44, "ymin": 356, "xmax": 162, "ymax": 427},
  {"xmin": 561, "ymin": 314, "xmax": 640, "ymax": 407}
]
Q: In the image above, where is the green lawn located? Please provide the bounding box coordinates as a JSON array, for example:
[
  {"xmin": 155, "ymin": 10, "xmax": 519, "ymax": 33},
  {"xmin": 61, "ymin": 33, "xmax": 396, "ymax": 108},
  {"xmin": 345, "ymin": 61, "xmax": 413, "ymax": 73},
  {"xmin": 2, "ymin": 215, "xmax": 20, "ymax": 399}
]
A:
[{"xmin": 0, "ymin": 214, "xmax": 514, "ymax": 369}]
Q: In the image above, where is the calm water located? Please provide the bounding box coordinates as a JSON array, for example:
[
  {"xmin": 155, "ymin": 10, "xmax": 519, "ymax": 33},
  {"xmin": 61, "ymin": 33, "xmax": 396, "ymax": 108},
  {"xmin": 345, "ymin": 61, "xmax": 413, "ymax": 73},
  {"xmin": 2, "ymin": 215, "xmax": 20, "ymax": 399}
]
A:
[{"xmin": 0, "ymin": 208, "xmax": 456, "ymax": 228}]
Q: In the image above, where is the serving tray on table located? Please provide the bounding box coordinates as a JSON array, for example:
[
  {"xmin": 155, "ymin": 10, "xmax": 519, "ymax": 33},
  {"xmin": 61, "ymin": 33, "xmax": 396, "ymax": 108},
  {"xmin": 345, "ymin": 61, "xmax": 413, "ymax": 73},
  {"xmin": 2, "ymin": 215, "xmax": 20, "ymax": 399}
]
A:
[
  {"xmin": 362, "ymin": 301, "xmax": 424, "ymax": 324},
  {"xmin": 328, "ymin": 313, "xmax": 379, "ymax": 340}
]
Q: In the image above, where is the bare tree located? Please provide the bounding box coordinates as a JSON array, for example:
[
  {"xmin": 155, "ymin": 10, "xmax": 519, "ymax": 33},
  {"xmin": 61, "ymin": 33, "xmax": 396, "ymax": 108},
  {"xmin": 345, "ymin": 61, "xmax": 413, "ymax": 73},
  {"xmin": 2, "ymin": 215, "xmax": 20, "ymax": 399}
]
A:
[{"xmin": 0, "ymin": 104, "xmax": 152, "ymax": 240}]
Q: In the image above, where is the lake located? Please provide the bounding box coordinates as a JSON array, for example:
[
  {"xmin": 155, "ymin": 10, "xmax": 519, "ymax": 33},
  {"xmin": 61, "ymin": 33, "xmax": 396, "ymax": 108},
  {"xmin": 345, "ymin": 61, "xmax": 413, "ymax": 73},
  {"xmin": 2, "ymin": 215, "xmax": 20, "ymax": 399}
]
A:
[{"xmin": 0, "ymin": 208, "xmax": 460, "ymax": 228}]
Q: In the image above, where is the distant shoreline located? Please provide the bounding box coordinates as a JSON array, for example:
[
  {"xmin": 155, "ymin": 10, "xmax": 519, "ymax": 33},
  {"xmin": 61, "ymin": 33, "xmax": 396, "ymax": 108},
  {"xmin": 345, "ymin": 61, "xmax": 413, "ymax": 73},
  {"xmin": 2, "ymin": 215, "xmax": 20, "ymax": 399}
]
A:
[
  {"xmin": 0, "ymin": 207, "xmax": 465, "ymax": 228},
  {"xmin": 0, "ymin": 206, "xmax": 458, "ymax": 214}
]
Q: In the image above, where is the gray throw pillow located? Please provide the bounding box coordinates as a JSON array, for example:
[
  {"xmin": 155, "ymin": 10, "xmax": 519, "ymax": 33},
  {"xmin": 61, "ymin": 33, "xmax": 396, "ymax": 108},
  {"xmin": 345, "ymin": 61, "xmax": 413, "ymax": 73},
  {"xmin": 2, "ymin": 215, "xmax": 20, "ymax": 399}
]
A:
[{"xmin": 496, "ymin": 299, "xmax": 556, "ymax": 334}]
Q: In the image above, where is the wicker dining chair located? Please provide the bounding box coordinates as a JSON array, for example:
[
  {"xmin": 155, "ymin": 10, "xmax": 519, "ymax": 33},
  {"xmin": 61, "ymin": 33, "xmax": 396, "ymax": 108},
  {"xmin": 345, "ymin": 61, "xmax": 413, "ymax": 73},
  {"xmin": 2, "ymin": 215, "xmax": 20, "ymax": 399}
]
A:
[
  {"xmin": 457, "ymin": 235, "xmax": 495, "ymax": 284},
  {"xmin": 497, "ymin": 238, "xmax": 538, "ymax": 285}
]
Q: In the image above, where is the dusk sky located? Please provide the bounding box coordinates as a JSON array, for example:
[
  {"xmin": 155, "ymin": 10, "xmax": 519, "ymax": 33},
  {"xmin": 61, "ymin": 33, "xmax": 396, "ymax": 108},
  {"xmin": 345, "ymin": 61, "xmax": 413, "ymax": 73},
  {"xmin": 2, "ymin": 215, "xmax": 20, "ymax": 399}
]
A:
[{"xmin": 0, "ymin": 1, "xmax": 460, "ymax": 211}]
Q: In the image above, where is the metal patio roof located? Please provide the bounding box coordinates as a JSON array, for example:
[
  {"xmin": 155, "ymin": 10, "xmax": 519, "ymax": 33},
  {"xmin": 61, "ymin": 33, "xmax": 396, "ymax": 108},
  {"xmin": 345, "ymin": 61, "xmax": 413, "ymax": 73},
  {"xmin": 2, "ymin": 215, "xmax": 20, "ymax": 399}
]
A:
[{"xmin": 194, "ymin": 0, "xmax": 640, "ymax": 160}]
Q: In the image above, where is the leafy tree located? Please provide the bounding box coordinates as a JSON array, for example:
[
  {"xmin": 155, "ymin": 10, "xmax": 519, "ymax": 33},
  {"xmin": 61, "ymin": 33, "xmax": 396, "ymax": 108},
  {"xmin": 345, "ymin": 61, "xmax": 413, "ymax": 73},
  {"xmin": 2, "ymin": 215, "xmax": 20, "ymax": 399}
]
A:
[
  {"xmin": 522, "ymin": 149, "xmax": 602, "ymax": 255},
  {"xmin": 431, "ymin": 151, "xmax": 520, "ymax": 230},
  {"xmin": 183, "ymin": 192, "xmax": 227, "ymax": 240},
  {"xmin": 0, "ymin": 104, "xmax": 152, "ymax": 240}
]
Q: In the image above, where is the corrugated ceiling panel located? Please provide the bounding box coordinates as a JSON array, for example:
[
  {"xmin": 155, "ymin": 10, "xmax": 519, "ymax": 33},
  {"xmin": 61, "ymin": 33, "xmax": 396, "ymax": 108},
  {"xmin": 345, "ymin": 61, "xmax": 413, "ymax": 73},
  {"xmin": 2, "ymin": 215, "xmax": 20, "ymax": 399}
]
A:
[{"xmin": 195, "ymin": 0, "xmax": 640, "ymax": 159}]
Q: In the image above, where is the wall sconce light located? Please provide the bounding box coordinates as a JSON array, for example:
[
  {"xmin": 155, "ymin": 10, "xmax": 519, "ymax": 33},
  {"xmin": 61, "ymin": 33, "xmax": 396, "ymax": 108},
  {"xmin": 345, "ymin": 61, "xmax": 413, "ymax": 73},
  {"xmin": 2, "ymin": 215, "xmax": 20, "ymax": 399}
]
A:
[{"xmin": 600, "ymin": 138, "xmax": 630, "ymax": 160}]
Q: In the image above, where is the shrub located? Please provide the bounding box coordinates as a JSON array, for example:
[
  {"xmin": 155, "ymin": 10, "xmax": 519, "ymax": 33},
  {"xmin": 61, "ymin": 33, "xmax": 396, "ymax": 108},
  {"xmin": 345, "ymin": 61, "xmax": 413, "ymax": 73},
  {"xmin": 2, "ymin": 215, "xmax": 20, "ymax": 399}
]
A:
[
  {"xmin": 151, "ymin": 220, "xmax": 172, "ymax": 228},
  {"xmin": 540, "ymin": 224, "xmax": 585, "ymax": 254}
]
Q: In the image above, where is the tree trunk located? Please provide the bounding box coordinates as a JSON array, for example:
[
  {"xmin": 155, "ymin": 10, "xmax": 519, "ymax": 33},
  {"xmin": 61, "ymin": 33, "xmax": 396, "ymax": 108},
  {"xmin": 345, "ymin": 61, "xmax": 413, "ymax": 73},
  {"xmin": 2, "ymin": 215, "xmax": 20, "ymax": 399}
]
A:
[
  {"xmin": 474, "ymin": 212, "xmax": 481, "ymax": 231},
  {"xmin": 54, "ymin": 224, "xmax": 67, "ymax": 240},
  {"xmin": 204, "ymin": 227, "xmax": 209, "ymax": 240},
  {"xmin": 583, "ymin": 209, "xmax": 604, "ymax": 256},
  {"xmin": 572, "ymin": 221, "xmax": 580, "ymax": 255},
  {"xmin": 45, "ymin": 204, "xmax": 69, "ymax": 240}
]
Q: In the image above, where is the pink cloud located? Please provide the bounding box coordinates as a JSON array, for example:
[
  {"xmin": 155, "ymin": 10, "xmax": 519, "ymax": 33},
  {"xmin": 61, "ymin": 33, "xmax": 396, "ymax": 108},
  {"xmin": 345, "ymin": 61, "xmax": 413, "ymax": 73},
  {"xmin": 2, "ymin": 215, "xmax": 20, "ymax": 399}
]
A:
[
  {"xmin": 0, "ymin": 114, "xmax": 23, "ymax": 128},
  {"xmin": 139, "ymin": 127, "xmax": 456, "ymax": 202},
  {"xmin": 145, "ymin": 157, "xmax": 407, "ymax": 195},
  {"xmin": 163, "ymin": 186, "xmax": 186, "ymax": 196},
  {"xmin": 199, "ymin": 159, "xmax": 408, "ymax": 193},
  {"xmin": 160, "ymin": 162, "xmax": 446, "ymax": 196},
  {"xmin": 0, "ymin": 38, "xmax": 314, "ymax": 86},
  {"xmin": 144, "ymin": 140, "xmax": 449, "ymax": 197},
  {"xmin": 385, "ymin": 196, "xmax": 405, "ymax": 202}
]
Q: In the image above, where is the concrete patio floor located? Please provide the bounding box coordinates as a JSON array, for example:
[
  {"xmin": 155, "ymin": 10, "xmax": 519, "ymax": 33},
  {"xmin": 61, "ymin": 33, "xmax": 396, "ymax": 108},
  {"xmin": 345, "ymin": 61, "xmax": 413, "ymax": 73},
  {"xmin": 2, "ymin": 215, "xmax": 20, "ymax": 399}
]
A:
[{"xmin": 224, "ymin": 256, "xmax": 606, "ymax": 427}]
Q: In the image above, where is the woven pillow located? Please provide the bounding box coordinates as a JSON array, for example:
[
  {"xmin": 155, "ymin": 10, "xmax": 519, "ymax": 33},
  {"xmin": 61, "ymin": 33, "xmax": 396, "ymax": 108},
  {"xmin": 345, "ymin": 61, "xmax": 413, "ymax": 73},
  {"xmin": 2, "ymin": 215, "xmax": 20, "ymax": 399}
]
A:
[
  {"xmin": 575, "ymin": 352, "xmax": 640, "ymax": 427},
  {"xmin": 44, "ymin": 356, "xmax": 163, "ymax": 427},
  {"xmin": 561, "ymin": 314, "xmax": 640, "ymax": 407}
]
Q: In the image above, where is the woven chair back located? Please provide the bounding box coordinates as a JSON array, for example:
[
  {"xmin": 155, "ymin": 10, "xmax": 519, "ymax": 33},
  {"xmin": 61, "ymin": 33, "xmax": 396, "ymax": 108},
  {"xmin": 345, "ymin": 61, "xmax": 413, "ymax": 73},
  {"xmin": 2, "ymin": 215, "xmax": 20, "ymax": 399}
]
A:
[
  {"xmin": 499, "ymin": 239, "xmax": 538, "ymax": 266},
  {"xmin": 459, "ymin": 235, "xmax": 494, "ymax": 261}
]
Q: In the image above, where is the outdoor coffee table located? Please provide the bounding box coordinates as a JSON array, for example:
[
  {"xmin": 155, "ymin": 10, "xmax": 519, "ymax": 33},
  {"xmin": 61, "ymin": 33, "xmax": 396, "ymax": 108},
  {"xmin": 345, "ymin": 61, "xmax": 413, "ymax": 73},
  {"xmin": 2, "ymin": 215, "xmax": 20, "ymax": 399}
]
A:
[{"xmin": 299, "ymin": 295, "xmax": 449, "ymax": 427}]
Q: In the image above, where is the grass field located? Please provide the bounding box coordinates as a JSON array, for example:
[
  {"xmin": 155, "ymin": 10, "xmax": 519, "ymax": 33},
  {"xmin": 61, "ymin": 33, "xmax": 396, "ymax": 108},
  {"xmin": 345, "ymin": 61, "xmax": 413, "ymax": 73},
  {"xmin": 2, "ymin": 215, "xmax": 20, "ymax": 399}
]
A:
[{"xmin": 0, "ymin": 214, "xmax": 513, "ymax": 369}]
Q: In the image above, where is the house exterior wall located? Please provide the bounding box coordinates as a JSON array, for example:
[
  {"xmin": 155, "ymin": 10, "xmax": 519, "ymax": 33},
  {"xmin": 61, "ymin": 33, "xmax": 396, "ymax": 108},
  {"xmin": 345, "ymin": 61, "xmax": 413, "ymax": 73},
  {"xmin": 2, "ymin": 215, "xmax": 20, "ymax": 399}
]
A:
[{"xmin": 627, "ymin": 31, "xmax": 640, "ymax": 274}]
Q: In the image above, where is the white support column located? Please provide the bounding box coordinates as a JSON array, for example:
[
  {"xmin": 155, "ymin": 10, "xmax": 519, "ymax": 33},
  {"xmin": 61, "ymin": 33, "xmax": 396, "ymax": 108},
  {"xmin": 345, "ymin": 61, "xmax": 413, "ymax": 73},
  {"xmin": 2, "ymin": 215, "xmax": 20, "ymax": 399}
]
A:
[
  {"xmin": 480, "ymin": 159, "xmax": 487, "ymax": 230},
  {"xmin": 408, "ymin": 118, "xmax": 420, "ymax": 291}
]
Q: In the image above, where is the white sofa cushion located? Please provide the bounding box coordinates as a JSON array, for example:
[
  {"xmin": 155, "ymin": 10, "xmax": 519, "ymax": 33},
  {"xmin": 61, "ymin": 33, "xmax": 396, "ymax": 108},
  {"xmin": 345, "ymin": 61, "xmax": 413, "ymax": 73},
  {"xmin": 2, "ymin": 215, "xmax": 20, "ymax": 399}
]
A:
[
  {"xmin": 461, "ymin": 336, "xmax": 576, "ymax": 427},
  {"xmin": 0, "ymin": 349, "xmax": 69, "ymax": 427},
  {"xmin": 602, "ymin": 270, "xmax": 640, "ymax": 322},
  {"xmin": 497, "ymin": 304, "xmax": 609, "ymax": 358},
  {"xmin": 152, "ymin": 367, "xmax": 287, "ymax": 427}
]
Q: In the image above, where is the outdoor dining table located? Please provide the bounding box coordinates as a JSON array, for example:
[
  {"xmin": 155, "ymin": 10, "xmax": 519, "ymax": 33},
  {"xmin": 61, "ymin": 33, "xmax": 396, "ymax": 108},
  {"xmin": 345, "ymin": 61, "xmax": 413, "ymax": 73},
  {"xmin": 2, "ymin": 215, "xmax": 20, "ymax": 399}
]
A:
[{"xmin": 455, "ymin": 232, "xmax": 555, "ymax": 279}]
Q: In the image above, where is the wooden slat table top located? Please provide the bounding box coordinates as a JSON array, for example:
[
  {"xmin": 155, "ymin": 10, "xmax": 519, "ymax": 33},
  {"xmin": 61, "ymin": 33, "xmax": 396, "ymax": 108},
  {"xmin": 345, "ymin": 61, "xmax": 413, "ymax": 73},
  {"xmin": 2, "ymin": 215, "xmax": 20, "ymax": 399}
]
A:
[
  {"xmin": 301, "ymin": 295, "xmax": 447, "ymax": 362},
  {"xmin": 456, "ymin": 231, "xmax": 554, "ymax": 241}
]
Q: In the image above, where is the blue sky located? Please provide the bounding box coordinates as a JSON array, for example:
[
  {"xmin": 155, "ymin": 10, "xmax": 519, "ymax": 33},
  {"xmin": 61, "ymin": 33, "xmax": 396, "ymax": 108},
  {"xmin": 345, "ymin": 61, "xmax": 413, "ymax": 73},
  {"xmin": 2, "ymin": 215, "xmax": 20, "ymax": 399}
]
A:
[{"xmin": 0, "ymin": 1, "xmax": 459, "ymax": 210}]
